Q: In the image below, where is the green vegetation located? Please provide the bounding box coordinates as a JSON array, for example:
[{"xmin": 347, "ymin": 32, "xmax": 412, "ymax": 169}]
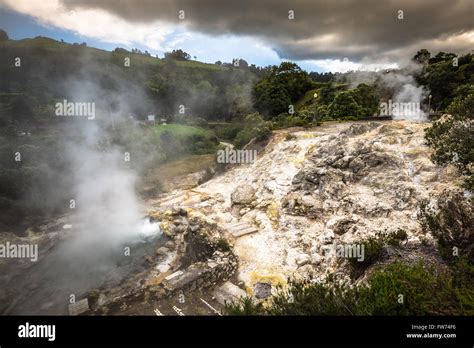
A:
[
  {"xmin": 254, "ymin": 62, "xmax": 313, "ymax": 117},
  {"xmin": 348, "ymin": 229, "xmax": 408, "ymax": 277},
  {"xmin": 323, "ymin": 83, "xmax": 380, "ymax": 120},
  {"xmin": 225, "ymin": 261, "xmax": 472, "ymax": 315},
  {"xmin": 215, "ymin": 237, "xmax": 231, "ymax": 252},
  {"xmin": 418, "ymin": 192, "xmax": 473, "ymax": 263},
  {"xmin": 414, "ymin": 49, "xmax": 474, "ymax": 110},
  {"xmin": 425, "ymin": 92, "xmax": 474, "ymax": 190},
  {"xmin": 233, "ymin": 113, "xmax": 272, "ymax": 149}
]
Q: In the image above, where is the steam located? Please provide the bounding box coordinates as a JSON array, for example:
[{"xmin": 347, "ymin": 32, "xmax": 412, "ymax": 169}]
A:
[
  {"xmin": 391, "ymin": 83, "xmax": 427, "ymax": 121},
  {"xmin": 6, "ymin": 53, "xmax": 164, "ymax": 314},
  {"xmin": 342, "ymin": 62, "xmax": 429, "ymax": 121}
]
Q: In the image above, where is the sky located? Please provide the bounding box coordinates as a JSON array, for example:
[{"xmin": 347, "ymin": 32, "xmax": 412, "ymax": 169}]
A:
[{"xmin": 0, "ymin": 0, "xmax": 473, "ymax": 73}]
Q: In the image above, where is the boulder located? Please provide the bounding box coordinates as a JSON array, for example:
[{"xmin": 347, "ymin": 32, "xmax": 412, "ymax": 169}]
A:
[
  {"xmin": 326, "ymin": 216, "xmax": 356, "ymax": 235},
  {"xmin": 231, "ymin": 185, "xmax": 256, "ymax": 205},
  {"xmin": 295, "ymin": 253, "xmax": 311, "ymax": 266},
  {"xmin": 311, "ymin": 253, "xmax": 322, "ymax": 265},
  {"xmin": 253, "ymin": 282, "xmax": 272, "ymax": 299},
  {"xmin": 156, "ymin": 246, "xmax": 169, "ymax": 255}
]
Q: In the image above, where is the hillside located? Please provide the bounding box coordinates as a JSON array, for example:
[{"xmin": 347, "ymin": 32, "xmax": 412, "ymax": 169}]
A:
[{"xmin": 0, "ymin": 36, "xmax": 255, "ymax": 126}]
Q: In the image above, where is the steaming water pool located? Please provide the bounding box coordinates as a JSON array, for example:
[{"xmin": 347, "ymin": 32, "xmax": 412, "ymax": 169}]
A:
[{"xmin": 2, "ymin": 218, "xmax": 166, "ymax": 315}]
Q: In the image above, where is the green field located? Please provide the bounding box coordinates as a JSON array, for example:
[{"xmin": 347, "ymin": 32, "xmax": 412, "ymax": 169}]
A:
[{"xmin": 152, "ymin": 124, "xmax": 215, "ymax": 139}]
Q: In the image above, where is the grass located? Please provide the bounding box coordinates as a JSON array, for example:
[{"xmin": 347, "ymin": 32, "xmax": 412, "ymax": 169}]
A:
[
  {"xmin": 150, "ymin": 154, "xmax": 215, "ymax": 178},
  {"xmin": 295, "ymin": 88, "xmax": 319, "ymax": 110},
  {"xmin": 152, "ymin": 124, "xmax": 215, "ymax": 139},
  {"xmin": 1, "ymin": 36, "xmax": 226, "ymax": 71},
  {"xmin": 175, "ymin": 59, "xmax": 228, "ymax": 70}
]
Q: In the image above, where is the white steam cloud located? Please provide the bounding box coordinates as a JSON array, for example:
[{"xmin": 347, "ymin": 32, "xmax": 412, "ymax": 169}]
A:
[{"xmin": 343, "ymin": 62, "xmax": 429, "ymax": 121}]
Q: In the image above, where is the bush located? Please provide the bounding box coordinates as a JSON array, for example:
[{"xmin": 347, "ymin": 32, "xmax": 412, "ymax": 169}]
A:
[
  {"xmin": 234, "ymin": 113, "xmax": 272, "ymax": 149},
  {"xmin": 418, "ymin": 192, "xmax": 473, "ymax": 263},
  {"xmin": 327, "ymin": 91, "xmax": 363, "ymax": 120},
  {"xmin": 349, "ymin": 235, "xmax": 385, "ymax": 278},
  {"xmin": 225, "ymin": 261, "xmax": 473, "ymax": 315},
  {"xmin": 215, "ymin": 238, "xmax": 231, "ymax": 252},
  {"xmin": 386, "ymin": 228, "xmax": 408, "ymax": 247},
  {"xmin": 349, "ymin": 229, "xmax": 409, "ymax": 277},
  {"xmin": 425, "ymin": 92, "xmax": 474, "ymax": 190},
  {"xmin": 214, "ymin": 124, "xmax": 243, "ymax": 141}
]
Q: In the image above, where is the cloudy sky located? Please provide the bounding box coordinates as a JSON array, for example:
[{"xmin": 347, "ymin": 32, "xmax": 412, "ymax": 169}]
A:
[{"xmin": 0, "ymin": 0, "xmax": 473, "ymax": 72}]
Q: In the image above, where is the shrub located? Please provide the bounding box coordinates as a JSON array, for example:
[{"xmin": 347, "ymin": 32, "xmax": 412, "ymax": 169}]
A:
[
  {"xmin": 349, "ymin": 229, "xmax": 409, "ymax": 278},
  {"xmin": 225, "ymin": 262, "xmax": 473, "ymax": 315},
  {"xmin": 386, "ymin": 229, "xmax": 409, "ymax": 247},
  {"xmin": 215, "ymin": 238, "xmax": 231, "ymax": 252},
  {"xmin": 418, "ymin": 193, "xmax": 473, "ymax": 262},
  {"xmin": 348, "ymin": 235, "xmax": 385, "ymax": 278},
  {"xmin": 234, "ymin": 113, "xmax": 271, "ymax": 148},
  {"xmin": 425, "ymin": 92, "xmax": 474, "ymax": 190}
]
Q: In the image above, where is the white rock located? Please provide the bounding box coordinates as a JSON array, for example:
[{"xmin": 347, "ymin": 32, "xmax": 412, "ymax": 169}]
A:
[
  {"xmin": 311, "ymin": 253, "xmax": 322, "ymax": 265},
  {"xmin": 295, "ymin": 254, "xmax": 310, "ymax": 266}
]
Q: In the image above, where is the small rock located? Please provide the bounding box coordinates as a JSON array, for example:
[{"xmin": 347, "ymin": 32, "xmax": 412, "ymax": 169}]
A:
[
  {"xmin": 239, "ymin": 207, "xmax": 251, "ymax": 215},
  {"xmin": 320, "ymin": 229, "xmax": 335, "ymax": 244},
  {"xmin": 189, "ymin": 225, "xmax": 200, "ymax": 232},
  {"xmin": 97, "ymin": 294, "xmax": 107, "ymax": 307},
  {"xmin": 295, "ymin": 254, "xmax": 311, "ymax": 266},
  {"xmin": 253, "ymin": 282, "xmax": 272, "ymax": 299},
  {"xmin": 326, "ymin": 216, "xmax": 354, "ymax": 235},
  {"xmin": 156, "ymin": 246, "xmax": 169, "ymax": 255},
  {"xmin": 311, "ymin": 253, "xmax": 322, "ymax": 265},
  {"xmin": 165, "ymin": 241, "xmax": 175, "ymax": 249},
  {"xmin": 231, "ymin": 185, "xmax": 256, "ymax": 205}
]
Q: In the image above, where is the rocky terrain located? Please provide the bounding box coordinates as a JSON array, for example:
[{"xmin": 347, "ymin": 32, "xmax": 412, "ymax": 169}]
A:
[
  {"xmin": 148, "ymin": 120, "xmax": 463, "ymax": 300},
  {"xmin": 1, "ymin": 120, "xmax": 466, "ymax": 315}
]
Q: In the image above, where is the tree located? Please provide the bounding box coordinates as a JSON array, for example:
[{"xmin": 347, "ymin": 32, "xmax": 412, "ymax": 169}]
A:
[
  {"xmin": 425, "ymin": 92, "xmax": 474, "ymax": 190},
  {"xmin": 318, "ymin": 84, "xmax": 338, "ymax": 105},
  {"xmin": 164, "ymin": 49, "xmax": 191, "ymax": 61},
  {"xmin": 0, "ymin": 29, "xmax": 9, "ymax": 41},
  {"xmin": 113, "ymin": 47, "xmax": 129, "ymax": 54},
  {"xmin": 416, "ymin": 53, "xmax": 474, "ymax": 110},
  {"xmin": 413, "ymin": 49, "xmax": 431, "ymax": 64},
  {"xmin": 327, "ymin": 91, "xmax": 362, "ymax": 119},
  {"xmin": 350, "ymin": 83, "xmax": 380, "ymax": 117},
  {"xmin": 253, "ymin": 62, "xmax": 313, "ymax": 118},
  {"xmin": 238, "ymin": 59, "xmax": 249, "ymax": 68},
  {"xmin": 428, "ymin": 52, "xmax": 457, "ymax": 65}
]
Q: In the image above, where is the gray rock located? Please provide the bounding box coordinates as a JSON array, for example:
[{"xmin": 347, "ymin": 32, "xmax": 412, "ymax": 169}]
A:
[
  {"xmin": 156, "ymin": 246, "xmax": 169, "ymax": 255},
  {"xmin": 311, "ymin": 253, "xmax": 322, "ymax": 265},
  {"xmin": 326, "ymin": 216, "xmax": 355, "ymax": 235},
  {"xmin": 253, "ymin": 282, "xmax": 272, "ymax": 299},
  {"xmin": 165, "ymin": 240, "xmax": 175, "ymax": 248},
  {"xmin": 189, "ymin": 224, "xmax": 200, "ymax": 232},
  {"xmin": 231, "ymin": 185, "xmax": 256, "ymax": 205}
]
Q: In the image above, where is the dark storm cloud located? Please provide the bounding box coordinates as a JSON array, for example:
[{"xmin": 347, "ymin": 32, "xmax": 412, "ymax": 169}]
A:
[{"xmin": 62, "ymin": 0, "xmax": 474, "ymax": 61}]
